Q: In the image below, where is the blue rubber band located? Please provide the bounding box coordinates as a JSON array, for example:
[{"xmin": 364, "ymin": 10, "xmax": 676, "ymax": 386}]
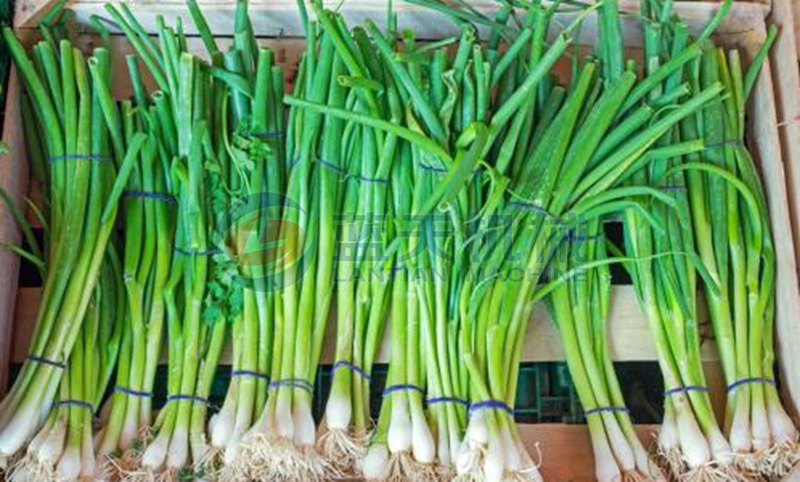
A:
[
  {"xmin": 231, "ymin": 370, "xmax": 272, "ymax": 382},
  {"xmin": 660, "ymin": 185, "xmax": 688, "ymax": 192},
  {"xmin": 419, "ymin": 163, "xmax": 448, "ymax": 173},
  {"xmin": 27, "ymin": 355, "xmax": 66, "ymax": 369},
  {"xmin": 251, "ymin": 130, "xmax": 283, "ymax": 139},
  {"xmin": 49, "ymin": 154, "xmax": 110, "ymax": 162},
  {"xmin": 123, "ymin": 190, "xmax": 177, "ymax": 204},
  {"xmin": 726, "ymin": 377, "xmax": 776, "ymax": 392},
  {"xmin": 332, "ymin": 361, "xmax": 371, "ymax": 381},
  {"xmin": 114, "ymin": 386, "xmax": 154, "ymax": 398},
  {"xmin": 469, "ymin": 400, "xmax": 514, "ymax": 415},
  {"xmin": 383, "ymin": 384, "xmax": 425, "ymax": 397},
  {"xmin": 585, "ymin": 406, "xmax": 631, "ymax": 417},
  {"xmin": 54, "ymin": 399, "xmax": 94, "ymax": 411},
  {"xmin": 317, "ymin": 157, "xmax": 348, "ymax": 177},
  {"xmin": 174, "ymin": 246, "xmax": 220, "ymax": 256},
  {"xmin": 269, "ymin": 378, "xmax": 314, "ymax": 393},
  {"xmin": 166, "ymin": 394, "xmax": 209, "ymax": 405},
  {"xmin": 426, "ymin": 396, "xmax": 470, "ymax": 408},
  {"xmin": 665, "ymin": 385, "xmax": 710, "ymax": 397},
  {"xmin": 359, "ymin": 175, "xmax": 390, "ymax": 184}
]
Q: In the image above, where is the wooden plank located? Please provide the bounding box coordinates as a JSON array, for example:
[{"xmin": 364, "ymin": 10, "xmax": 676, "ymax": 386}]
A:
[
  {"xmin": 0, "ymin": 72, "xmax": 30, "ymax": 395},
  {"xmin": 22, "ymin": 0, "xmax": 769, "ymax": 40},
  {"xmin": 12, "ymin": 0, "xmax": 58, "ymax": 29},
  {"xmin": 796, "ymin": 0, "xmax": 800, "ymax": 59},
  {"xmin": 769, "ymin": 0, "xmax": 800, "ymax": 281},
  {"xmin": 10, "ymin": 286, "xmax": 722, "ymax": 365},
  {"xmin": 520, "ymin": 424, "xmax": 659, "ymax": 482}
]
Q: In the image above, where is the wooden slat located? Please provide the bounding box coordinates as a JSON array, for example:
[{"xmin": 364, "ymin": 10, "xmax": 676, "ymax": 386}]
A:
[
  {"xmin": 0, "ymin": 72, "xmax": 30, "ymax": 395},
  {"xmin": 12, "ymin": 0, "xmax": 57, "ymax": 29},
  {"xmin": 795, "ymin": 0, "xmax": 800, "ymax": 59},
  {"xmin": 768, "ymin": 0, "xmax": 800, "ymax": 291},
  {"xmin": 10, "ymin": 286, "xmax": 722, "ymax": 365},
  {"xmin": 18, "ymin": 0, "xmax": 769, "ymax": 40},
  {"xmin": 519, "ymin": 424, "xmax": 659, "ymax": 482}
]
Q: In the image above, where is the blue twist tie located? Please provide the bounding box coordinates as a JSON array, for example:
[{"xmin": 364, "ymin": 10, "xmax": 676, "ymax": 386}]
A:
[
  {"xmin": 383, "ymin": 384, "xmax": 425, "ymax": 397},
  {"xmin": 269, "ymin": 378, "xmax": 314, "ymax": 394},
  {"xmin": 665, "ymin": 385, "xmax": 710, "ymax": 397},
  {"xmin": 469, "ymin": 400, "xmax": 514, "ymax": 415},
  {"xmin": 419, "ymin": 163, "xmax": 448, "ymax": 173},
  {"xmin": 332, "ymin": 361, "xmax": 371, "ymax": 381},
  {"xmin": 726, "ymin": 377, "xmax": 776, "ymax": 392},
  {"xmin": 114, "ymin": 386, "xmax": 154, "ymax": 398},
  {"xmin": 359, "ymin": 175, "xmax": 390, "ymax": 184},
  {"xmin": 27, "ymin": 355, "xmax": 66, "ymax": 370},
  {"xmin": 49, "ymin": 154, "xmax": 110, "ymax": 162},
  {"xmin": 231, "ymin": 370, "xmax": 272, "ymax": 382},
  {"xmin": 426, "ymin": 396, "xmax": 470, "ymax": 408},
  {"xmin": 55, "ymin": 399, "xmax": 94, "ymax": 411},
  {"xmin": 174, "ymin": 246, "xmax": 220, "ymax": 256},
  {"xmin": 585, "ymin": 406, "xmax": 631, "ymax": 417},
  {"xmin": 660, "ymin": 185, "xmax": 688, "ymax": 192},
  {"xmin": 318, "ymin": 157, "xmax": 349, "ymax": 177},
  {"xmin": 252, "ymin": 130, "xmax": 283, "ymax": 139},
  {"xmin": 166, "ymin": 394, "xmax": 209, "ymax": 405},
  {"xmin": 123, "ymin": 191, "xmax": 177, "ymax": 204}
]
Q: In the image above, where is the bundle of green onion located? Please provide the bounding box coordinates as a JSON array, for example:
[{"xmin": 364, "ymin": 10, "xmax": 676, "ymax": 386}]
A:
[
  {"xmin": 550, "ymin": 221, "xmax": 665, "ymax": 482},
  {"xmin": 179, "ymin": 1, "xmax": 287, "ymax": 477},
  {"xmin": 11, "ymin": 256, "xmax": 123, "ymax": 481},
  {"xmin": 619, "ymin": 3, "xmax": 798, "ymax": 481},
  {"xmin": 312, "ymin": 6, "xmax": 401, "ymax": 477},
  {"xmin": 93, "ymin": 61, "xmax": 176, "ymax": 479},
  {"xmin": 0, "ymin": 29, "xmax": 143, "ymax": 467},
  {"xmin": 102, "ymin": 5, "xmax": 242, "ymax": 477},
  {"xmin": 679, "ymin": 28, "xmax": 798, "ymax": 480}
]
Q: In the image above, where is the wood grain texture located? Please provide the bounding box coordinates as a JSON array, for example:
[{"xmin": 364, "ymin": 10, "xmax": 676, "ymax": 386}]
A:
[
  {"xmin": 771, "ymin": 0, "xmax": 800, "ymax": 360},
  {"xmin": 519, "ymin": 424, "xmax": 659, "ymax": 482},
  {"xmin": 0, "ymin": 72, "xmax": 30, "ymax": 395},
  {"xmin": 795, "ymin": 0, "xmax": 800, "ymax": 59},
  {"xmin": 770, "ymin": 0, "xmax": 800, "ymax": 278},
  {"xmin": 18, "ymin": 0, "xmax": 769, "ymax": 40},
  {"xmin": 12, "ymin": 0, "xmax": 58, "ymax": 29}
]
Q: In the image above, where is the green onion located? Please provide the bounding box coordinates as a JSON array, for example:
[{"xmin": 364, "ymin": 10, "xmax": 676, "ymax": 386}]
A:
[
  {"xmin": 680, "ymin": 26, "xmax": 798, "ymax": 479},
  {"xmin": 0, "ymin": 29, "xmax": 141, "ymax": 465}
]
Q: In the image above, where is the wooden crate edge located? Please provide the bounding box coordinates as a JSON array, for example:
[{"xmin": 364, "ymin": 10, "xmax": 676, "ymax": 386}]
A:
[
  {"xmin": 769, "ymin": 0, "xmax": 800, "ymax": 278},
  {"xmin": 0, "ymin": 70, "xmax": 30, "ymax": 396}
]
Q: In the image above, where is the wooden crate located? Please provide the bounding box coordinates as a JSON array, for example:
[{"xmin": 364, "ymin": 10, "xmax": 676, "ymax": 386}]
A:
[
  {"xmin": 767, "ymin": 0, "xmax": 800, "ymax": 285},
  {"xmin": 1, "ymin": 2, "xmax": 798, "ymax": 481},
  {"xmin": 796, "ymin": 0, "xmax": 800, "ymax": 58}
]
